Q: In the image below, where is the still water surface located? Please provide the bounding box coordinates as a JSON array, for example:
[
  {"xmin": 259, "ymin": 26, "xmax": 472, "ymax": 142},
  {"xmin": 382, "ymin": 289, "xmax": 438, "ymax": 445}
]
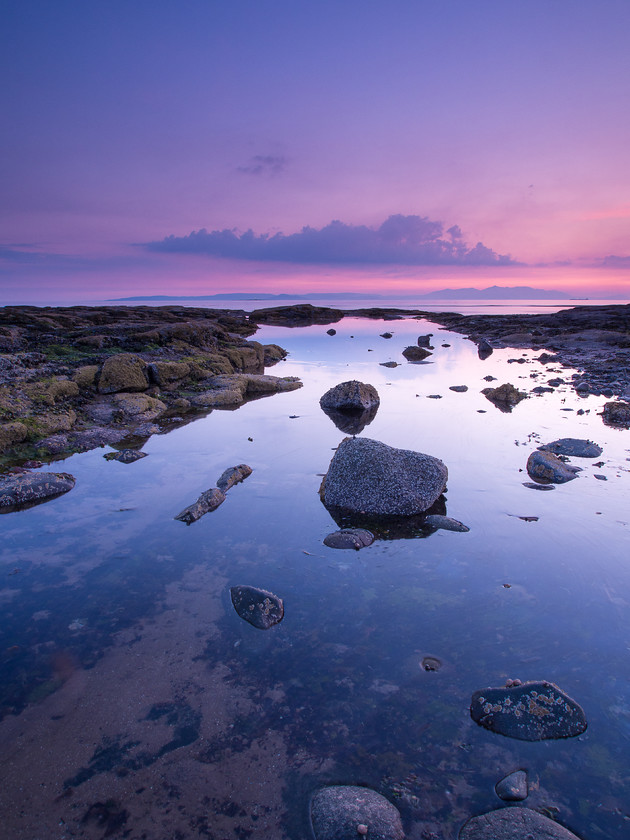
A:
[{"xmin": 0, "ymin": 315, "xmax": 629, "ymax": 839}]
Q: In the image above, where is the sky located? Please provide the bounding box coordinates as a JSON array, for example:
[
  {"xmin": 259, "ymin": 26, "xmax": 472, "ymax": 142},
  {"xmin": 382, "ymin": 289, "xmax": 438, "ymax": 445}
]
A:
[{"xmin": 1, "ymin": 0, "xmax": 630, "ymax": 303}]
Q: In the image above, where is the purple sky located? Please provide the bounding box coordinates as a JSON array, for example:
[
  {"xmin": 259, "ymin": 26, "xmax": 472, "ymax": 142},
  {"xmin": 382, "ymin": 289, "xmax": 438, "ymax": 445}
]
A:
[{"xmin": 1, "ymin": 1, "xmax": 629, "ymax": 302}]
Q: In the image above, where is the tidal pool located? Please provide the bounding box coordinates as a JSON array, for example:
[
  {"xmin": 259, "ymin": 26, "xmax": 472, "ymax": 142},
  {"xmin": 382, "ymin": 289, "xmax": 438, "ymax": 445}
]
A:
[{"xmin": 0, "ymin": 316, "xmax": 629, "ymax": 839}]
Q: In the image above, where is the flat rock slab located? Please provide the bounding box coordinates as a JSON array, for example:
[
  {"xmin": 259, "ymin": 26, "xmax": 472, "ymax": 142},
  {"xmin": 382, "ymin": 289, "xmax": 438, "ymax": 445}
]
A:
[
  {"xmin": 0, "ymin": 471, "xmax": 75, "ymax": 511},
  {"xmin": 423, "ymin": 514, "xmax": 470, "ymax": 532},
  {"xmin": 174, "ymin": 487, "xmax": 225, "ymax": 524},
  {"xmin": 459, "ymin": 807, "xmax": 581, "ymax": 839},
  {"xmin": 217, "ymin": 464, "xmax": 252, "ymax": 492},
  {"xmin": 538, "ymin": 438, "xmax": 603, "ymax": 458},
  {"xmin": 230, "ymin": 585, "xmax": 284, "ymax": 629},
  {"xmin": 495, "ymin": 770, "xmax": 528, "ymax": 801},
  {"xmin": 311, "ymin": 785, "xmax": 404, "ymax": 840},
  {"xmin": 323, "ymin": 528, "xmax": 374, "ymax": 549},
  {"xmin": 526, "ymin": 451, "xmax": 581, "ymax": 484},
  {"xmin": 470, "ymin": 680, "xmax": 587, "ymax": 741},
  {"xmin": 321, "ymin": 437, "xmax": 448, "ymax": 517}
]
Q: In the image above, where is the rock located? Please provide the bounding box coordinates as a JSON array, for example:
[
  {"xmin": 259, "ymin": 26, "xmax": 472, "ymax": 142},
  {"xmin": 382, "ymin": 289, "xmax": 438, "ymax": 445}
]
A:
[
  {"xmin": 104, "ymin": 449, "xmax": 148, "ymax": 464},
  {"xmin": 0, "ymin": 471, "xmax": 75, "ymax": 511},
  {"xmin": 320, "ymin": 437, "xmax": 448, "ymax": 517},
  {"xmin": 526, "ymin": 450, "xmax": 581, "ymax": 484},
  {"xmin": 216, "ymin": 464, "xmax": 252, "ymax": 492},
  {"xmin": 470, "ymin": 680, "xmax": 587, "ymax": 740},
  {"xmin": 449, "ymin": 385, "xmax": 468, "ymax": 393},
  {"xmin": 0, "ymin": 421, "xmax": 28, "ymax": 453},
  {"xmin": 423, "ymin": 514, "xmax": 470, "ymax": 532},
  {"xmin": 112, "ymin": 393, "xmax": 167, "ymax": 420},
  {"xmin": 310, "ymin": 785, "xmax": 404, "ymax": 840},
  {"xmin": 147, "ymin": 360, "xmax": 191, "ymax": 386},
  {"xmin": 230, "ymin": 585, "xmax": 284, "ymax": 629},
  {"xmin": 262, "ymin": 343, "xmax": 287, "ymax": 365},
  {"xmin": 380, "ymin": 332, "xmax": 393, "ymax": 339},
  {"xmin": 483, "ymin": 375, "xmax": 497, "ymax": 382},
  {"xmin": 320, "ymin": 380, "xmax": 380, "ymax": 413},
  {"xmin": 602, "ymin": 400, "xmax": 630, "ymax": 427},
  {"xmin": 477, "ymin": 338, "xmax": 494, "ymax": 359},
  {"xmin": 193, "ymin": 373, "xmax": 302, "ymax": 407},
  {"xmin": 495, "ymin": 770, "xmax": 528, "ymax": 801},
  {"xmin": 482, "ymin": 383, "xmax": 528, "ymax": 411},
  {"xmin": 72, "ymin": 365, "xmax": 100, "ymax": 388},
  {"xmin": 421, "ymin": 656, "xmax": 442, "ymax": 671},
  {"xmin": 417, "ymin": 334, "xmax": 433, "ymax": 347},
  {"xmin": 380, "ymin": 361, "xmax": 398, "ymax": 368},
  {"xmin": 250, "ymin": 304, "xmax": 343, "ymax": 327},
  {"xmin": 459, "ymin": 806, "xmax": 581, "ymax": 839},
  {"xmin": 402, "ymin": 345, "xmax": 432, "ymax": 361},
  {"xmin": 98, "ymin": 353, "xmax": 149, "ymax": 393},
  {"xmin": 323, "ymin": 528, "xmax": 374, "ymax": 549},
  {"xmin": 538, "ymin": 438, "xmax": 603, "ymax": 458},
  {"xmin": 326, "ymin": 328, "xmax": 337, "ymax": 336},
  {"xmin": 174, "ymin": 488, "xmax": 226, "ymax": 524}
]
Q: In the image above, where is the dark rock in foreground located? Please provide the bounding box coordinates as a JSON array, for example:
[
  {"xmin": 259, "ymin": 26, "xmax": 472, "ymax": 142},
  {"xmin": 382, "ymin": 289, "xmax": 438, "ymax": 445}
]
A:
[
  {"xmin": 470, "ymin": 680, "xmax": 587, "ymax": 740},
  {"xmin": 174, "ymin": 487, "xmax": 225, "ymax": 524},
  {"xmin": 230, "ymin": 585, "xmax": 284, "ymax": 629},
  {"xmin": 495, "ymin": 769, "xmax": 528, "ymax": 801},
  {"xmin": 526, "ymin": 450, "xmax": 581, "ymax": 484},
  {"xmin": 0, "ymin": 471, "xmax": 76, "ymax": 511},
  {"xmin": 402, "ymin": 345, "xmax": 432, "ymax": 361},
  {"xmin": 310, "ymin": 785, "xmax": 404, "ymax": 840},
  {"xmin": 459, "ymin": 806, "xmax": 581, "ymax": 839},
  {"xmin": 320, "ymin": 437, "xmax": 448, "ymax": 517},
  {"xmin": 481, "ymin": 383, "xmax": 527, "ymax": 411},
  {"xmin": 323, "ymin": 528, "xmax": 374, "ymax": 549},
  {"xmin": 538, "ymin": 437, "xmax": 602, "ymax": 458}
]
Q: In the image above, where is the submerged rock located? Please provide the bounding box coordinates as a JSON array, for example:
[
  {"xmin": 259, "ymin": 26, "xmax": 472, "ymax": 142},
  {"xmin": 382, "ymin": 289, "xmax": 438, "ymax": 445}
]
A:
[
  {"xmin": 323, "ymin": 528, "xmax": 374, "ymax": 550},
  {"xmin": 230, "ymin": 585, "xmax": 284, "ymax": 629},
  {"xmin": 538, "ymin": 438, "xmax": 603, "ymax": 458},
  {"xmin": 216, "ymin": 464, "xmax": 252, "ymax": 492},
  {"xmin": 423, "ymin": 514, "xmax": 470, "ymax": 532},
  {"xmin": 482, "ymin": 383, "xmax": 528, "ymax": 411},
  {"xmin": 470, "ymin": 680, "xmax": 587, "ymax": 741},
  {"xmin": 526, "ymin": 450, "xmax": 581, "ymax": 484},
  {"xmin": 402, "ymin": 345, "xmax": 432, "ymax": 361},
  {"xmin": 0, "ymin": 471, "xmax": 76, "ymax": 511},
  {"xmin": 174, "ymin": 487, "xmax": 225, "ymax": 524},
  {"xmin": 459, "ymin": 806, "xmax": 581, "ymax": 839},
  {"xmin": 495, "ymin": 769, "xmax": 528, "ymax": 801},
  {"xmin": 320, "ymin": 437, "xmax": 448, "ymax": 517},
  {"xmin": 310, "ymin": 785, "xmax": 404, "ymax": 840}
]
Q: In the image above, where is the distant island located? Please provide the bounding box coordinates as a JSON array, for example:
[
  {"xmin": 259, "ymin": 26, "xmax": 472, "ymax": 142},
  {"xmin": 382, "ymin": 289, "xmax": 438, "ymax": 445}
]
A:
[{"xmin": 111, "ymin": 285, "xmax": 572, "ymax": 302}]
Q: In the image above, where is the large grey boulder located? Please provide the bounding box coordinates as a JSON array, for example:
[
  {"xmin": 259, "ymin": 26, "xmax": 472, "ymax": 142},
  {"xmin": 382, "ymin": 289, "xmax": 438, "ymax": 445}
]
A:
[
  {"xmin": 0, "ymin": 471, "xmax": 75, "ymax": 511},
  {"xmin": 470, "ymin": 680, "xmax": 587, "ymax": 741},
  {"xmin": 526, "ymin": 450, "xmax": 581, "ymax": 484},
  {"xmin": 310, "ymin": 785, "xmax": 404, "ymax": 840},
  {"xmin": 459, "ymin": 806, "xmax": 581, "ymax": 839},
  {"xmin": 320, "ymin": 437, "xmax": 447, "ymax": 517},
  {"xmin": 320, "ymin": 381, "xmax": 380, "ymax": 413}
]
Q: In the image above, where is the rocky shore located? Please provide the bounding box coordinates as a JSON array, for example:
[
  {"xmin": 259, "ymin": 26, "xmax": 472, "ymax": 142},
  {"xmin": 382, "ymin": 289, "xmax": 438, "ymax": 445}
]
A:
[{"xmin": 1, "ymin": 301, "xmax": 629, "ymax": 465}]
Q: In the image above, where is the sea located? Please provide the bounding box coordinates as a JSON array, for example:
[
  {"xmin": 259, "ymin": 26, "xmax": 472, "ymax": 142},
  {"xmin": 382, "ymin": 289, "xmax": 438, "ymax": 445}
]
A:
[{"xmin": 0, "ymin": 299, "xmax": 629, "ymax": 838}]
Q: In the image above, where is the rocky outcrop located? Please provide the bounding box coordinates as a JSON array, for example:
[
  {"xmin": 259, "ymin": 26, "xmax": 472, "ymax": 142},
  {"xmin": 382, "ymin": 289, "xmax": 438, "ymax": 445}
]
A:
[
  {"xmin": 230, "ymin": 585, "xmax": 284, "ymax": 629},
  {"xmin": 310, "ymin": 785, "xmax": 404, "ymax": 840},
  {"xmin": 459, "ymin": 807, "xmax": 581, "ymax": 839},
  {"xmin": 526, "ymin": 450, "xmax": 581, "ymax": 484},
  {"xmin": 482, "ymin": 383, "xmax": 527, "ymax": 411},
  {"xmin": 0, "ymin": 471, "xmax": 75, "ymax": 511},
  {"xmin": 320, "ymin": 437, "xmax": 447, "ymax": 517},
  {"xmin": 191, "ymin": 374, "xmax": 302, "ymax": 408},
  {"xmin": 470, "ymin": 680, "xmax": 587, "ymax": 740},
  {"xmin": 250, "ymin": 304, "xmax": 344, "ymax": 327}
]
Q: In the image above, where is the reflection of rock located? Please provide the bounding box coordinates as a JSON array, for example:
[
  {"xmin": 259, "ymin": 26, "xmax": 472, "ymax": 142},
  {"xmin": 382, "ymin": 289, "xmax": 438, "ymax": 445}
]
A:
[
  {"xmin": 423, "ymin": 514, "xmax": 469, "ymax": 532},
  {"xmin": 325, "ymin": 494, "xmax": 447, "ymax": 541},
  {"xmin": 526, "ymin": 450, "xmax": 580, "ymax": 484},
  {"xmin": 470, "ymin": 680, "xmax": 587, "ymax": 741},
  {"xmin": 402, "ymin": 345, "xmax": 432, "ymax": 361},
  {"xmin": 495, "ymin": 769, "xmax": 528, "ymax": 801},
  {"xmin": 310, "ymin": 785, "xmax": 404, "ymax": 840},
  {"xmin": 174, "ymin": 488, "xmax": 225, "ymax": 524},
  {"xmin": 538, "ymin": 437, "xmax": 602, "ymax": 458},
  {"xmin": 481, "ymin": 383, "xmax": 527, "ymax": 411},
  {"xmin": 602, "ymin": 400, "xmax": 630, "ymax": 427},
  {"xmin": 323, "ymin": 528, "xmax": 374, "ymax": 550},
  {"xmin": 230, "ymin": 585, "xmax": 284, "ymax": 629},
  {"xmin": 322, "ymin": 404, "xmax": 379, "ymax": 435},
  {"xmin": 460, "ymin": 806, "xmax": 580, "ymax": 840},
  {"xmin": 0, "ymin": 471, "xmax": 75, "ymax": 511},
  {"xmin": 477, "ymin": 338, "xmax": 494, "ymax": 359},
  {"xmin": 321, "ymin": 437, "xmax": 447, "ymax": 517},
  {"xmin": 320, "ymin": 381, "xmax": 380, "ymax": 434}
]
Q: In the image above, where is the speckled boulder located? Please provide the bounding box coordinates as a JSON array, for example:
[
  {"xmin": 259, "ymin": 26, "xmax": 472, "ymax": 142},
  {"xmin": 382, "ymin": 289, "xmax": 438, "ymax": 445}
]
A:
[
  {"xmin": 459, "ymin": 806, "xmax": 581, "ymax": 839},
  {"xmin": 0, "ymin": 471, "xmax": 75, "ymax": 510},
  {"xmin": 526, "ymin": 450, "xmax": 581, "ymax": 484},
  {"xmin": 321, "ymin": 437, "xmax": 447, "ymax": 517},
  {"xmin": 310, "ymin": 785, "xmax": 404, "ymax": 840},
  {"xmin": 470, "ymin": 680, "xmax": 587, "ymax": 741}
]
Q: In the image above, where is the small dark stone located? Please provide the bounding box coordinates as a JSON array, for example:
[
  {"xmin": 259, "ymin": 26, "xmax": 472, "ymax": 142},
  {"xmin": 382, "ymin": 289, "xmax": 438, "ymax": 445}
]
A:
[
  {"xmin": 449, "ymin": 385, "xmax": 468, "ymax": 393},
  {"xmin": 427, "ymin": 394, "xmax": 442, "ymax": 399},
  {"xmin": 477, "ymin": 338, "xmax": 493, "ymax": 359},
  {"xmin": 230, "ymin": 585, "xmax": 284, "ymax": 630},
  {"xmin": 323, "ymin": 528, "xmax": 374, "ymax": 550},
  {"xmin": 326, "ymin": 329, "xmax": 337, "ymax": 336},
  {"xmin": 423, "ymin": 514, "xmax": 470, "ymax": 532},
  {"xmin": 417, "ymin": 334, "xmax": 433, "ymax": 348},
  {"xmin": 380, "ymin": 332, "xmax": 393, "ymax": 339},
  {"xmin": 104, "ymin": 449, "xmax": 148, "ymax": 464},
  {"xmin": 495, "ymin": 769, "xmax": 528, "ymax": 801},
  {"xmin": 421, "ymin": 656, "xmax": 442, "ymax": 671},
  {"xmin": 380, "ymin": 361, "xmax": 398, "ymax": 368}
]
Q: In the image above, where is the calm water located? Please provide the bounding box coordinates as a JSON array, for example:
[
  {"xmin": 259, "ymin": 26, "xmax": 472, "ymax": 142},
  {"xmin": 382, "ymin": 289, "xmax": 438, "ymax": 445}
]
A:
[{"xmin": 1, "ymin": 315, "xmax": 629, "ymax": 839}]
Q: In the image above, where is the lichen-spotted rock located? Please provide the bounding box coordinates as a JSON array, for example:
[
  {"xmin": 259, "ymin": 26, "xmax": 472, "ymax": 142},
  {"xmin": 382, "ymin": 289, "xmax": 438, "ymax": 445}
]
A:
[
  {"xmin": 0, "ymin": 471, "xmax": 75, "ymax": 511},
  {"xmin": 230, "ymin": 585, "xmax": 284, "ymax": 630},
  {"xmin": 310, "ymin": 785, "xmax": 404, "ymax": 840},
  {"xmin": 470, "ymin": 680, "xmax": 587, "ymax": 741},
  {"xmin": 459, "ymin": 806, "xmax": 581, "ymax": 839}
]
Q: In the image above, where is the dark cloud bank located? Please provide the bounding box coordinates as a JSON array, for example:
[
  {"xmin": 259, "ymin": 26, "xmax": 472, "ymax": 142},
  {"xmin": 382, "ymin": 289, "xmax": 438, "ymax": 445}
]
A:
[{"xmin": 147, "ymin": 214, "xmax": 517, "ymax": 266}]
